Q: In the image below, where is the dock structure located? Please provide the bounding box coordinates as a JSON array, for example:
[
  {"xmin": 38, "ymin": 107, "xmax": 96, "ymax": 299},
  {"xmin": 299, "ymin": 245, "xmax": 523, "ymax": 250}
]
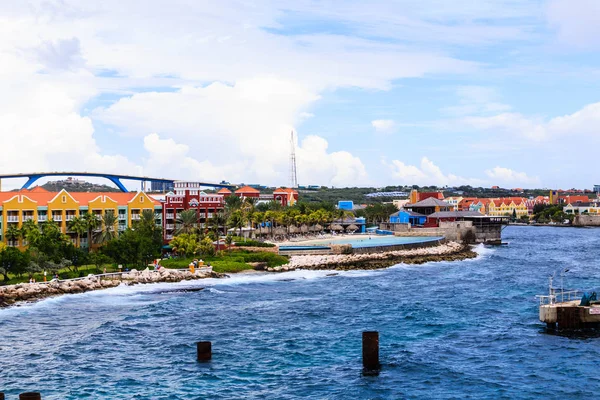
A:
[{"xmin": 538, "ymin": 286, "xmax": 600, "ymax": 330}]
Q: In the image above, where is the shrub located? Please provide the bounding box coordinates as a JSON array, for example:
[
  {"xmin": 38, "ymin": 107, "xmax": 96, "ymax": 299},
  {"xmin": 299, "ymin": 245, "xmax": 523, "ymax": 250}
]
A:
[{"xmin": 234, "ymin": 240, "xmax": 275, "ymax": 248}]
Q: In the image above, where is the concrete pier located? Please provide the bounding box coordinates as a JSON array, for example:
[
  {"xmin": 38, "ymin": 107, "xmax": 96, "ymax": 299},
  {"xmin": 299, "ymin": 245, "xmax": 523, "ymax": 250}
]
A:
[{"xmin": 540, "ymin": 300, "xmax": 600, "ymax": 330}]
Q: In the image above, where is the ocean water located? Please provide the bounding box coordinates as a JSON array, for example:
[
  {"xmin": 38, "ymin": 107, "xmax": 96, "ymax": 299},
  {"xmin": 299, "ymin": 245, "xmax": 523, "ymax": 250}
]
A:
[{"xmin": 2, "ymin": 226, "xmax": 600, "ymax": 399}]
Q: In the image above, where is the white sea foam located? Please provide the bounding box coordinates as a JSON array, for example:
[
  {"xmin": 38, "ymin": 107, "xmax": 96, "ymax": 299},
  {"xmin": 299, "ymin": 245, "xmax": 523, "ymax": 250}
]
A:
[
  {"xmin": 0, "ymin": 268, "xmax": 384, "ymax": 316},
  {"xmin": 473, "ymin": 243, "xmax": 496, "ymax": 258}
]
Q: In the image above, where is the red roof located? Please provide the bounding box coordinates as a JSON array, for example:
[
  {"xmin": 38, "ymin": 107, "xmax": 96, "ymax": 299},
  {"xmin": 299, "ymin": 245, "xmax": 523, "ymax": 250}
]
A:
[
  {"xmin": 0, "ymin": 190, "xmax": 160, "ymax": 206},
  {"xmin": 234, "ymin": 186, "xmax": 260, "ymax": 194},
  {"xmin": 217, "ymin": 188, "xmax": 232, "ymax": 194}
]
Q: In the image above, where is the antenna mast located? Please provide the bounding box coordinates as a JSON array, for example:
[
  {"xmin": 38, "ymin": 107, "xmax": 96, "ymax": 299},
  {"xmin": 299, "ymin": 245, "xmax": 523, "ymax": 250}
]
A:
[{"xmin": 289, "ymin": 130, "xmax": 298, "ymax": 188}]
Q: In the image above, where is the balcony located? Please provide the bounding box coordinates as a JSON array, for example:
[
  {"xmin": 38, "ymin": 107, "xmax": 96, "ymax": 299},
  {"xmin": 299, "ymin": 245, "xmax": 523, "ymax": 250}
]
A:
[
  {"xmin": 176, "ymin": 213, "xmax": 182, "ymax": 218},
  {"xmin": 53, "ymin": 215, "xmax": 63, "ymax": 222},
  {"xmin": 131, "ymin": 214, "xmax": 141, "ymax": 220},
  {"xmin": 166, "ymin": 214, "xmax": 174, "ymax": 219},
  {"xmin": 166, "ymin": 234, "xmax": 174, "ymax": 240},
  {"xmin": 65, "ymin": 215, "xmax": 75, "ymax": 222},
  {"xmin": 38, "ymin": 215, "xmax": 47, "ymax": 222},
  {"xmin": 7, "ymin": 216, "xmax": 18, "ymax": 223},
  {"xmin": 80, "ymin": 239, "xmax": 88, "ymax": 247},
  {"xmin": 165, "ymin": 224, "xmax": 175, "ymax": 230},
  {"xmin": 22, "ymin": 215, "xmax": 34, "ymax": 221},
  {"xmin": 155, "ymin": 213, "xmax": 162, "ymax": 219},
  {"xmin": 118, "ymin": 214, "xmax": 127, "ymax": 220},
  {"xmin": 118, "ymin": 225, "xmax": 127, "ymax": 231}
]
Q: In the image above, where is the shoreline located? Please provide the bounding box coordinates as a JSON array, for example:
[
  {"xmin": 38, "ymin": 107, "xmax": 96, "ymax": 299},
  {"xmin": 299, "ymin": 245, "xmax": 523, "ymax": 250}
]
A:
[
  {"xmin": 0, "ymin": 268, "xmax": 227, "ymax": 308},
  {"xmin": 0, "ymin": 242, "xmax": 475, "ymax": 308},
  {"xmin": 273, "ymin": 241, "xmax": 476, "ymax": 272}
]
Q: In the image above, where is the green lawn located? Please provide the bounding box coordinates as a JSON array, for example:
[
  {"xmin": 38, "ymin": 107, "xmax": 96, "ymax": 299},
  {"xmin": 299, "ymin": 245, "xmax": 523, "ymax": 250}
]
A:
[
  {"xmin": 0, "ymin": 263, "xmax": 117, "ymax": 285},
  {"xmin": 159, "ymin": 250, "xmax": 288, "ymax": 273},
  {"xmin": 0, "ymin": 251, "xmax": 289, "ymax": 285}
]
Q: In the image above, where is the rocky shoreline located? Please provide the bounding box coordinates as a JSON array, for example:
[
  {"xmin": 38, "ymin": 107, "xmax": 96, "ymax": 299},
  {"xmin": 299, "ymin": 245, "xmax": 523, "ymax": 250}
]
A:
[
  {"xmin": 267, "ymin": 242, "xmax": 476, "ymax": 272},
  {"xmin": 0, "ymin": 242, "xmax": 476, "ymax": 307},
  {"xmin": 0, "ymin": 268, "xmax": 227, "ymax": 308}
]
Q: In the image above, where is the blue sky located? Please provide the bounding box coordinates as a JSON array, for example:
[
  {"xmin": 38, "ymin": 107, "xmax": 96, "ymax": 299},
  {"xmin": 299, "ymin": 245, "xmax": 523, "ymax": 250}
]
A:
[{"xmin": 1, "ymin": 0, "xmax": 600, "ymax": 190}]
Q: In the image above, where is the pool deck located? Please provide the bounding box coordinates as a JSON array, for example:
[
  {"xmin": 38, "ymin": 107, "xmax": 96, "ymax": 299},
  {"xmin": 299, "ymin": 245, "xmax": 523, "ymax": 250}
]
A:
[{"xmin": 277, "ymin": 235, "xmax": 446, "ymax": 256}]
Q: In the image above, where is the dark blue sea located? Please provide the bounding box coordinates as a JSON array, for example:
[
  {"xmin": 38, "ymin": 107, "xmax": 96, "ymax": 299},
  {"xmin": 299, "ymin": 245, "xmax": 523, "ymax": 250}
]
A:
[{"xmin": 2, "ymin": 226, "xmax": 600, "ymax": 399}]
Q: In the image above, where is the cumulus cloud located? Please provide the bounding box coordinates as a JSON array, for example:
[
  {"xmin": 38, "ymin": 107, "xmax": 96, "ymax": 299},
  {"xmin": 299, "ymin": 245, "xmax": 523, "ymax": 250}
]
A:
[
  {"xmin": 460, "ymin": 102, "xmax": 600, "ymax": 142},
  {"xmin": 371, "ymin": 119, "xmax": 396, "ymax": 133},
  {"xmin": 297, "ymin": 136, "xmax": 368, "ymax": 187},
  {"xmin": 547, "ymin": 0, "xmax": 600, "ymax": 49},
  {"xmin": 386, "ymin": 157, "xmax": 483, "ymax": 186},
  {"xmin": 485, "ymin": 167, "xmax": 540, "ymax": 185}
]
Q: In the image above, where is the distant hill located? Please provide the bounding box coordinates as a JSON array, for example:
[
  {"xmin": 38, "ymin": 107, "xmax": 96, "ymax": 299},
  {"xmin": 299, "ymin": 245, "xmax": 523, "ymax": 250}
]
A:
[{"xmin": 40, "ymin": 179, "xmax": 121, "ymax": 192}]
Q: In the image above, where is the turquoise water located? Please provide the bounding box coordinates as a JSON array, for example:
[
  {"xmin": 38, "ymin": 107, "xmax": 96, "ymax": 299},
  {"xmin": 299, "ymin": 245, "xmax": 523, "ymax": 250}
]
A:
[
  {"xmin": 305, "ymin": 235, "xmax": 443, "ymax": 248},
  {"xmin": 2, "ymin": 226, "xmax": 600, "ymax": 398}
]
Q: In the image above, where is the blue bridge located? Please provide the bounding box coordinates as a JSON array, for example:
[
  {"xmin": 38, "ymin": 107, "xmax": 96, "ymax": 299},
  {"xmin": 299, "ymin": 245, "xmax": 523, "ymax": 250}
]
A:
[{"xmin": 0, "ymin": 172, "xmax": 233, "ymax": 193}]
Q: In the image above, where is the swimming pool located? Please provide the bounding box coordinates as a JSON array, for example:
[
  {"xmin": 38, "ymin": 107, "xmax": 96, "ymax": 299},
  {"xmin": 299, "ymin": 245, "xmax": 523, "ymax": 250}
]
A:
[{"xmin": 280, "ymin": 235, "xmax": 443, "ymax": 249}]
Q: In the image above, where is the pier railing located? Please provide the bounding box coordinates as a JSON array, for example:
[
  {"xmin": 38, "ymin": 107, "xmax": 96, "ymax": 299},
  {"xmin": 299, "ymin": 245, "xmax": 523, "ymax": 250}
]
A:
[{"xmin": 537, "ymin": 290, "xmax": 581, "ymax": 306}]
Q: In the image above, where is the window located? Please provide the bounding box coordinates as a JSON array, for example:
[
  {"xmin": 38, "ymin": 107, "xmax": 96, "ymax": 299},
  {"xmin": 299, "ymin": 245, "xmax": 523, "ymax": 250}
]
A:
[
  {"xmin": 62, "ymin": 195, "xmax": 66, "ymax": 203},
  {"xmin": 140, "ymin": 196, "xmax": 144, "ymax": 203}
]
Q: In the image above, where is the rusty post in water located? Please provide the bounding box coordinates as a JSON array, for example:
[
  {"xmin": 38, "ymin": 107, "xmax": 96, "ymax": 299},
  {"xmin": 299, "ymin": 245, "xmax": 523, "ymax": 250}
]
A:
[
  {"xmin": 197, "ymin": 341, "xmax": 212, "ymax": 361},
  {"xmin": 0, "ymin": 392, "xmax": 5, "ymax": 400},
  {"xmin": 19, "ymin": 393, "xmax": 42, "ymax": 400},
  {"xmin": 362, "ymin": 331, "xmax": 380, "ymax": 375}
]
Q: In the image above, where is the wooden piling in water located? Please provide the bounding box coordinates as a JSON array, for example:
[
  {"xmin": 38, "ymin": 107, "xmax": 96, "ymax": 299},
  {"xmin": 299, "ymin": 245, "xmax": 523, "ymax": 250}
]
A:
[
  {"xmin": 197, "ymin": 341, "xmax": 212, "ymax": 361},
  {"xmin": 19, "ymin": 393, "xmax": 41, "ymax": 400},
  {"xmin": 362, "ymin": 331, "xmax": 380, "ymax": 374},
  {"xmin": 0, "ymin": 392, "xmax": 4, "ymax": 400}
]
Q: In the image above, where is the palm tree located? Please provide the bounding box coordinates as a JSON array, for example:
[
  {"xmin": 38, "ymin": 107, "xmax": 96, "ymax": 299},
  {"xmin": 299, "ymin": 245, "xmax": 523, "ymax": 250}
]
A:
[
  {"xmin": 20, "ymin": 220, "xmax": 39, "ymax": 246},
  {"xmin": 227, "ymin": 210, "xmax": 246, "ymax": 238},
  {"xmin": 139, "ymin": 209, "xmax": 156, "ymax": 227},
  {"xmin": 209, "ymin": 211, "xmax": 227, "ymax": 236},
  {"xmin": 82, "ymin": 212, "xmax": 101, "ymax": 248},
  {"xmin": 5, "ymin": 225, "xmax": 21, "ymax": 246},
  {"xmin": 67, "ymin": 216, "xmax": 87, "ymax": 247},
  {"xmin": 95, "ymin": 210, "xmax": 118, "ymax": 245},
  {"xmin": 176, "ymin": 209, "xmax": 198, "ymax": 235},
  {"xmin": 225, "ymin": 195, "xmax": 243, "ymax": 215}
]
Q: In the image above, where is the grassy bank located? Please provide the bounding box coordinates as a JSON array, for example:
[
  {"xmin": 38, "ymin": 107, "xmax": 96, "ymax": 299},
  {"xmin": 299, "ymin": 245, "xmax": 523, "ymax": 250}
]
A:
[
  {"xmin": 0, "ymin": 264, "xmax": 117, "ymax": 285},
  {"xmin": 159, "ymin": 250, "xmax": 288, "ymax": 273}
]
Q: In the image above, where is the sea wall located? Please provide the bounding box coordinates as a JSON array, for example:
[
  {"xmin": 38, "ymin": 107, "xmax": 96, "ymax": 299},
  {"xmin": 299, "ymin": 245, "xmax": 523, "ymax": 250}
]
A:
[
  {"xmin": 0, "ymin": 268, "xmax": 225, "ymax": 307},
  {"xmin": 268, "ymin": 241, "xmax": 476, "ymax": 272},
  {"xmin": 574, "ymin": 215, "xmax": 600, "ymax": 226}
]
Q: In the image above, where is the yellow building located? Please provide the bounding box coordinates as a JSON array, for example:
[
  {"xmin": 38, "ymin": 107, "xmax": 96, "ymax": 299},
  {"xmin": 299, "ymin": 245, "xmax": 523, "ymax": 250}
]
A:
[
  {"xmin": 0, "ymin": 188, "xmax": 161, "ymax": 249},
  {"xmin": 488, "ymin": 198, "xmax": 528, "ymax": 217}
]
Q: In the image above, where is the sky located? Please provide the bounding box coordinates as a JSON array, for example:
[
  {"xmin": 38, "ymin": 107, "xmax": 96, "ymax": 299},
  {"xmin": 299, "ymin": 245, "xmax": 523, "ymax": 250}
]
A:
[{"xmin": 1, "ymin": 0, "xmax": 600, "ymax": 190}]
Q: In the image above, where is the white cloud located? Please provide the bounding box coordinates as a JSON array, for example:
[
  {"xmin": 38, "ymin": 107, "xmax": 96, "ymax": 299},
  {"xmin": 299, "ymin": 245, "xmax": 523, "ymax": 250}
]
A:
[
  {"xmin": 547, "ymin": 0, "xmax": 600, "ymax": 49},
  {"xmin": 485, "ymin": 167, "xmax": 539, "ymax": 185},
  {"xmin": 387, "ymin": 157, "xmax": 483, "ymax": 186},
  {"xmin": 95, "ymin": 78, "xmax": 367, "ymax": 186},
  {"xmin": 441, "ymin": 86, "xmax": 511, "ymax": 116},
  {"xmin": 297, "ymin": 136, "xmax": 368, "ymax": 187},
  {"xmin": 460, "ymin": 101, "xmax": 600, "ymax": 142},
  {"xmin": 371, "ymin": 119, "xmax": 396, "ymax": 133}
]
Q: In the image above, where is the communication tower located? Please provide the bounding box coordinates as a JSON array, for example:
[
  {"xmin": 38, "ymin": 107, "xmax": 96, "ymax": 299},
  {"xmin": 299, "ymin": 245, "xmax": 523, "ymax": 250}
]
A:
[{"xmin": 289, "ymin": 130, "xmax": 298, "ymax": 188}]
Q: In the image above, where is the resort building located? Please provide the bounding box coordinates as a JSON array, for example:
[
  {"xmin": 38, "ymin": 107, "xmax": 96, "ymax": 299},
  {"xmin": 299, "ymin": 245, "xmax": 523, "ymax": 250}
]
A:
[
  {"xmin": 0, "ymin": 187, "xmax": 161, "ymax": 249},
  {"xmin": 162, "ymin": 181, "xmax": 298, "ymax": 242}
]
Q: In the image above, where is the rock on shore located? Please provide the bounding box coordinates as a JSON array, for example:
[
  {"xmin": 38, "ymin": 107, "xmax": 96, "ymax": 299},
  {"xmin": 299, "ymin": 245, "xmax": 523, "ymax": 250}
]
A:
[
  {"xmin": 266, "ymin": 242, "xmax": 476, "ymax": 272},
  {"xmin": 0, "ymin": 268, "xmax": 226, "ymax": 307}
]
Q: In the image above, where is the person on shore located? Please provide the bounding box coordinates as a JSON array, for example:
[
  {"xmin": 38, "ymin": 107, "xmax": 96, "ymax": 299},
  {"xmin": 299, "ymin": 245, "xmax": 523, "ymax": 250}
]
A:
[{"xmin": 29, "ymin": 277, "xmax": 33, "ymax": 284}]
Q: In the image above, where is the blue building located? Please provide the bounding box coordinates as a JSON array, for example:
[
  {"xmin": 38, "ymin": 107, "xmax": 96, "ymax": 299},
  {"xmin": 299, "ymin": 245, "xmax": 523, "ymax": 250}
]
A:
[
  {"xmin": 338, "ymin": 200, "xmax": 354, "ymax": 211},
  {"xmin": 389, "ymin": 210, "xmax": 427, "ymax": 226}
]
